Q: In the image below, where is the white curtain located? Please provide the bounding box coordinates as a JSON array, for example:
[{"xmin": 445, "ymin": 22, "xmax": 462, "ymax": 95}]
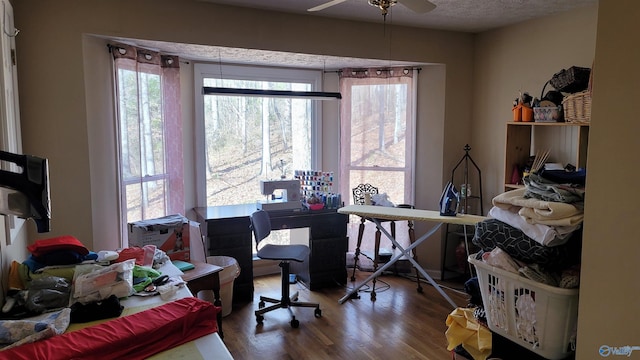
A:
[
  {"xmin": 111, "ymin": 43, "xmax": 185, "ymax": 245},
  {"xmin": 339, "ymin": 67, "xmax": 417, "ymax": 257}
]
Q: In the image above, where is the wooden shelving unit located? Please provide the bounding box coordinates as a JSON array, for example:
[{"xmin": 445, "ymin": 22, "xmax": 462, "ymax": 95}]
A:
[{"xmin": 504, "ymin": 122, "xmax": 590, "ymax": 191}]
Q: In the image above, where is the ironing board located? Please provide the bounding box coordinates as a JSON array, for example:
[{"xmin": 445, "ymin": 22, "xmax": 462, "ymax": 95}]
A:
[{"xmin": 338, "ymin": 205, "xmax": 486, "ymax": 308}]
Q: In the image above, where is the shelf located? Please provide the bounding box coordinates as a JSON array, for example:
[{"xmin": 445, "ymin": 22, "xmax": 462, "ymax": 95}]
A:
[
  {"xmin": 507, "ymin": 121, "xmax": 589, "ymax": 127},
  {"xmin": 504, "ymin": 122, "xmax": 589, "ymax": 191}
]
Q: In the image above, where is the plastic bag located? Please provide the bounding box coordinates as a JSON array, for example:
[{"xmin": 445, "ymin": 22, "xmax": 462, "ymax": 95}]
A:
[
  {"xmin": 25, "ymin": 276, "xmax": 71, "ymax": 313},
  {"xmin": 72, "ymin": 259, "xmax": 135, "ymax": 304}
]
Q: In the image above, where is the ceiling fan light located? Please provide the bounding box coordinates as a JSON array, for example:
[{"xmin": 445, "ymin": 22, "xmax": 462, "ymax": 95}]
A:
[{"xmin": 368, "ymin": 0, "xmax": 397, "ymax": 15}]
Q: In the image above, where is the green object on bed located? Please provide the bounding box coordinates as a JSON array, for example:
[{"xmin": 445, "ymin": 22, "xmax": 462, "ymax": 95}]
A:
[{"xmin": 172, "ymin": 260, "xmax": 195, "ymax": 271}]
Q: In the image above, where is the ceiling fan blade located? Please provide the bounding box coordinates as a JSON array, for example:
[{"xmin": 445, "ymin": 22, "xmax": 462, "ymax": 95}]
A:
[
  {"xmin": 308, "ymin": 0, "xmax": 349, "ymax": 12},
  {"xmin": 398, "ymin": 0, "xmax": 436, "ymax": 13}
]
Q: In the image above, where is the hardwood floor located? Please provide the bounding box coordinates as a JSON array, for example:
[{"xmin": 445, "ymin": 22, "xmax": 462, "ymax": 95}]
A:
[{"xmin": 219, "ymin": 271, "xmax": 469, "ymax": 360}]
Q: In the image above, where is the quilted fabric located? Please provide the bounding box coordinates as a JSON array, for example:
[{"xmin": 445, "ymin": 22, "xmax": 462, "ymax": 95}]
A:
[{"xmin": 472, "ymin": 218, "xmax": 581, "ymax": 270}]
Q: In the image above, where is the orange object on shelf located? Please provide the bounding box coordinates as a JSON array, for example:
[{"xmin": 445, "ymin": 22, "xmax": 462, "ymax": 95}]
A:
[
  {"xmin": 512, "ymin": 104, "xmax": 522, "ymax": 122},
  {"xmin": 522, "ymin": 105, "xmax": 533, "ymax": 122}
]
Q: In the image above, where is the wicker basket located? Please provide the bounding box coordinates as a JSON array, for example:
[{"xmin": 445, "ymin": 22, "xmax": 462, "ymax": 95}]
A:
[{"xmin": 562, "ymin": 90, "xmax": 591, "ymax": 124}]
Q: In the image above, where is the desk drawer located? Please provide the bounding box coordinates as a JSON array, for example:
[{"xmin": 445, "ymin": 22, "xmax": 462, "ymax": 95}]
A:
[
  {"xmin": 309, "ymin": 236, "xmax": 347, "ymax": 270},
  {"xmin": 206, "ymin": 217, "xmax": 251, "ymax": 236}
]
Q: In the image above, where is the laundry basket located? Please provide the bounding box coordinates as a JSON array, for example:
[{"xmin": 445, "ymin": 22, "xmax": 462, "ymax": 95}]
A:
[{"xmin": 468, "ymin": 254, "xmax": 579, "ymax": 360}]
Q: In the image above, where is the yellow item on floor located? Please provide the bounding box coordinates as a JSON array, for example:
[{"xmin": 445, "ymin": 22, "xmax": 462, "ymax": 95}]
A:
[{"xmin": 445, "ymin": 307, "xmax": 492, "ymax": 360}]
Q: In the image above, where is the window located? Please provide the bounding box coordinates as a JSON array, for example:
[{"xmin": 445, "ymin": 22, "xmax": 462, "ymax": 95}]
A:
[
  {"xmin": 111, "ymin": 44, "xmax": 184, "ymax": 237},
  {"xmin": 339, "ymin": 67, "xmax": 417, "ymax": 252},
  {"xmin": 194, "ymin": 64, "xmax": 322, "ymax": 207}
]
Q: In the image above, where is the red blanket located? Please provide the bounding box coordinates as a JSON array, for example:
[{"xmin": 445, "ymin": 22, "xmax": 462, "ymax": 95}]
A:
[{"xmin": 0, "ymin": 297, "xmax": 220, "ymax": 360}]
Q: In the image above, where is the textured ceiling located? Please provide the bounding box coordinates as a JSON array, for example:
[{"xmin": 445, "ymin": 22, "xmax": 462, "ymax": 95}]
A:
[
  {"xmin": 115, "ymin": 0, "xmax": 597, "ymax": 70},
  {"xmin": 198, "ymin": 0, "xmax": 597, "ymax": 33}
]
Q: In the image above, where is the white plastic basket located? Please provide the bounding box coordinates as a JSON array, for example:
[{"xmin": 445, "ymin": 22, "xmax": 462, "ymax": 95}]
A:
[{"xmin": 468, "ymin": 254, "xmax": 580, "ymax": 360}]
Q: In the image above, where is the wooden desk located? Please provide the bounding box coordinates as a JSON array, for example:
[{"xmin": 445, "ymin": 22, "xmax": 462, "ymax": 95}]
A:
[
  {"xmin": 194, "ymin": 205, "xmax": 348, "ymax": 302},
  {"xmin": 181, "ymin": 261, "xmax": 224, "ymax": 339}
]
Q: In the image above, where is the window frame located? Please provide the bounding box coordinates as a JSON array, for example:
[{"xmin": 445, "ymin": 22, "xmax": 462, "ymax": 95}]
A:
[
  {"xmin": 115, "ymin": 64, "xmax": 169, "ymax": 223},
  {"xmin": 339, "ymin": 69, "xmax": 418, "ymax": 252},
  {"xmin": 193, "ymin": 63, "xmax": 324, "ymax": 208},
  {"xmin": 339, "ymin": 70, "xmax": 417, "ymax": 207}
]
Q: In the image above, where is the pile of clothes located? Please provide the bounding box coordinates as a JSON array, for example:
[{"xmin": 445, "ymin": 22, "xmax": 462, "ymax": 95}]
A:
[
  {"xmin": 473, "ymin": 171, "xmax": 585, "ymax": 288},
  {"xmin": 1, "ymin": 235, "xmax": 183, "ymax": 350}
]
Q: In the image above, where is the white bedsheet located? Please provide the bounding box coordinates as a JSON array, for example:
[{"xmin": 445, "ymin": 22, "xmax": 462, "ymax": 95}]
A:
[{"xmin": 488, "ymin": 206, "xmax": 580, "ymax": 247}]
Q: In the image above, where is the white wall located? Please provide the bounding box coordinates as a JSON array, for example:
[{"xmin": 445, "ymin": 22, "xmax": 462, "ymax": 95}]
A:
[
  {"xmin": 575, "ymin": 0, "xmax": 640, "ymax": 356},
  {"xmin": 473, "ymin": 4, "xmax": 598, "ymax": 209}
]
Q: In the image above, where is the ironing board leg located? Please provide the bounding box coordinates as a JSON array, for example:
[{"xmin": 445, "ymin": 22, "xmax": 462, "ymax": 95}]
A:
[
  {"xmin": 408, "ymin": 220, "xmax": 423, "ymax": 293},
  {"xmin": 339, "ymin": 220, "xmax": 458, "ymax": 309},
  {"xmin": 370, "ymin": 227, "xmax": 381, "ymax": 300},
  {"xmin": 351, "ymin": 217, "xmax": 366, "ymax": 282}
]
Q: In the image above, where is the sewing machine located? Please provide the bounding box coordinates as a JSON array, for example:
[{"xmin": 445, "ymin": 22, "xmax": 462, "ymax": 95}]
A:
[
  {"xmin": 258, "ymin": 179, "xmax": 301, "ymax": 211},
  {"xmin": 0, "ymin": 150, "xmax": 51, "ymax": 232}
]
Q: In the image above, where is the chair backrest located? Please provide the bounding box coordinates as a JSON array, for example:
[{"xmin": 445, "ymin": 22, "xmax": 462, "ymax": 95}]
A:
[
  {"xmin": 352, "ymin": 183, "xmax": 378, "ymax": 205},
  {"xmin": 250, "ymin": 209, "xmax": 271, "ymax": 248}
]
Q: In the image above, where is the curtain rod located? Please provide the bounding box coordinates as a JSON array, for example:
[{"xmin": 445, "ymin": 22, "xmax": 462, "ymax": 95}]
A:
[
  {"xmin": 203, "ymin": 87, "xmax": 342, "ymax": 100},
  {"xmin": 324, "ymin": 66, "xmax": 422, "ymax": 73}
]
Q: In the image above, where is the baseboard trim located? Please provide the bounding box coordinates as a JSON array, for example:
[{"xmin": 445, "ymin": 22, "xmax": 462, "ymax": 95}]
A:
[{"xmin": 252, "ymin": 258, "xmax": 280, "ymax": 277}]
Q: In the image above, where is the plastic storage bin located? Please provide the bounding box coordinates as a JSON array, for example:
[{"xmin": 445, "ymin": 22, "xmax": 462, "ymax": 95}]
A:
[
  {"xmin": 201, "ymin": 256, "xmax": 240, "ymax": 317},
  {"xmin": 468, "ymin": 254, "xmax": 579, "ymax": 360}
]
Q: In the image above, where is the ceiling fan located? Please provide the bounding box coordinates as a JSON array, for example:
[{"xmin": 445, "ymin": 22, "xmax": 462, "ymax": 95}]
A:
[{"xmin": 308, "ymin": 0, "xmax": 436, "ymax": 19}]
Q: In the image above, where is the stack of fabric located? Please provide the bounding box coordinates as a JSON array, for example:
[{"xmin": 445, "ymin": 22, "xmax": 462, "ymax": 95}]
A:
[
  {"xmin": 473, "ymin": 173, "xmax": 584, "ymax": 288},
  {"xmin": 6, "ymin": 236, "xmax": 97, "ymax": 314},
  {"xmin": 24, "ymin": 235, "xmax": 97, "ymax": 273}
]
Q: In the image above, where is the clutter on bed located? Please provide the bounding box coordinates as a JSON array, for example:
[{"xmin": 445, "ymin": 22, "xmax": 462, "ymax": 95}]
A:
[
  {"xmin": 0, "ymin": 234, "xmax": 195, "ymax": 350},
  {"xmin": 0, "ymin": 308, "xmax": 71, "ymax": 350},
  {"xmin": 128, "ymin": 214, "xmax": 194, "ymax": 262},
  {"xmin": 72, "ymin": 259, "xmax": 136, "ymax": 304}
]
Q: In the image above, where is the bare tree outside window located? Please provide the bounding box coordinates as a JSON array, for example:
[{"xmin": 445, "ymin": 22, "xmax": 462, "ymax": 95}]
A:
[
  {"xmin": 339, "ymin": 68, "xmax": 417, "ymax": 253},
  {"xmin": 202, "ymin": 78, "xmax": 312, "ymax": 207},
  {"xmin": 112, "ymin": 44, "xmax": 184, "ymax": 242}
]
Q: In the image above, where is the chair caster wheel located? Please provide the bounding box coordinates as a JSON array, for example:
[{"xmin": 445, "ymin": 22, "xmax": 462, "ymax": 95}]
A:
[
  {"xmin": 417, "ymin": 287, "xmax": 424, "ymax": 294},
  {"xmin": 314, "ymin": 308, "xmax": 322, "ymax": 318},
  {"xmin": 290, "ymin": 318, "xmax": 299, "ymax": 328},
  {"xmin": 256, "ymin": 315, "xmax": 264, "ymax": 324},
  {"xmin": 370, "ymin": 292, "xmax": 376, "ymax": 301},
  {"xmin": 350, "ymin": 276, "xmax": 356, "ymax": 282},
  {"xmin": 259, "ymin": 301, "xmax": 265, "ymax": 309}
]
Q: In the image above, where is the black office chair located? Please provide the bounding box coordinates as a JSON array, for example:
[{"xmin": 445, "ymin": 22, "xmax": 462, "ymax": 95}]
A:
[{"xmin": 249, "ymin": 209, "xmax": 322, "ymax": 328}]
